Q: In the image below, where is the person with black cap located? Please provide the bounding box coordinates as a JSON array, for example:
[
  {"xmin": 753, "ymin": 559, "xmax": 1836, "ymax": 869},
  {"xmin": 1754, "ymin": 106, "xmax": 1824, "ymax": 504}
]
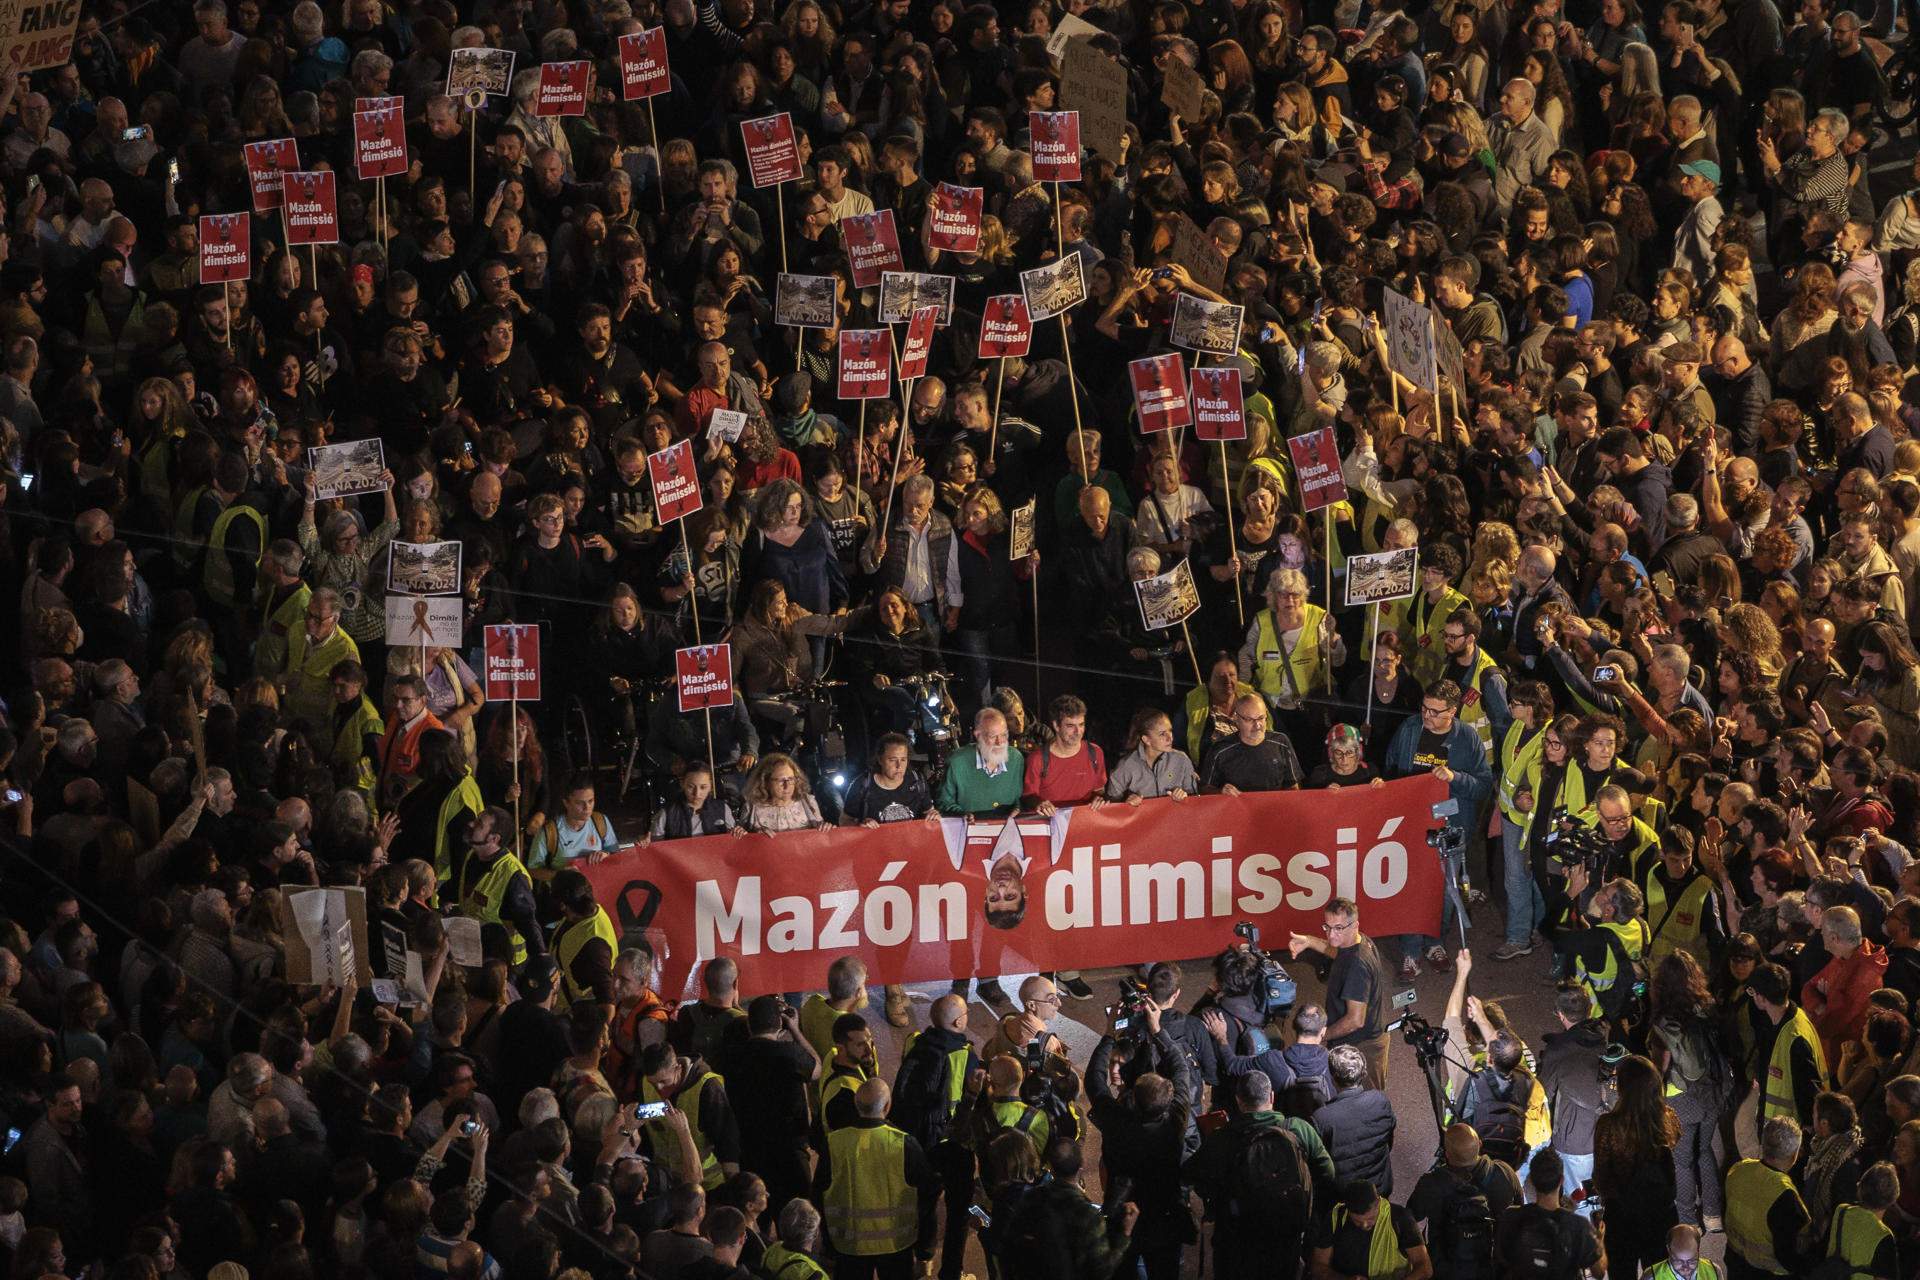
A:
[{"xmin": 493, "ymin": 955, "xmax": 569, "ymax": 1121}]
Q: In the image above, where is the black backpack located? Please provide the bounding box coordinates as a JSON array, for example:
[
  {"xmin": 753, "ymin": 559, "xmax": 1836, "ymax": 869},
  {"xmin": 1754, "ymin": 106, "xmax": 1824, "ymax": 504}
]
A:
[
  {"xmin": 892, "ymin": 1039, "xmax": 959, "ymax": 1149},
  {"xmin": 1223, "ymin": 1123, "xmax": 1312, "ymax": 1243},
  {"xmin": 1459, "ymin": 1070, "xmax": 1531, "ymax": 1168},
  {"xmin": 1500, "ymin": 1205, "xmax": 1577, "ymax": 1280},
  {"xmin": 1432, "ymin": 1169, "xmax": 1496, "ymax": 1280}
]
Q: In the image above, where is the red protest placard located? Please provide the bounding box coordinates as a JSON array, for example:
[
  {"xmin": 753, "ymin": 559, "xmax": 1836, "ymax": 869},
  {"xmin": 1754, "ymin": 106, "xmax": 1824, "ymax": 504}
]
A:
[
  {"xmin": 618, "ymin": 28, "xmax": 671, "ymax": 100},
  {"xmin": 355, "ymin": 95, "xmax": 404, "ymax": 113},
  {"xmin": 1191, "ymin": 366, "xmax": 1247, "ymax": 442},
  {"xmin": 482, "ymin": 624, "xmax": 542, "ymax": 701},
  {"xmin": 927, "ymin": 183, "xmax": 982, "ymax": 252},
  {"xmin": 840, "ymin": 209, "xmax": 903, "ymax": 288},
  {"xmin": 197, "ymin": 213, "xmax": 251, "ymax": 284},
  {"xmin": 838, "ymin": 328, "xmax": 893, "ymax": 399},
  {"xmin": 281, "ymin": 171, "xmax": 339, "ymax": 245},
  {"xmin": 741, "ymin": 113, "xmax": 803, "ymax": 187},
  {"xmin": 353, "ymin": 109, "xmax": 408, "ymax": 180},
  {"xmin": 243, "ymin": 138, "xmax": 299, "ymax": 212},
  {"xmin": 1129, "ymin": 352, "xmax": 1191, "ymax": 434},
  {"xmin": 676, "ymin": 644, "xmax": 735, "ymax": 713},
  {"xmin": 899, "ymin": 306, "xmax": 939, "ymax": 381},
  {"xmin": 648, "ymin": 439, "xmax": 704, "ymax": 524},
  {"xmin": 1288, "ymin": 426, "xmax": 1349, "ymax": 512},
  {"xmin": 535, "ymin": 60, "xmax": 590, "ymax": 116},
  {"xmin": 978, "ymin": 295, "xmax": 1033, "ymax": 359},
  {"xmin": 1028, "ymin": 110, "xmax": 1083, "ymax": 183}
]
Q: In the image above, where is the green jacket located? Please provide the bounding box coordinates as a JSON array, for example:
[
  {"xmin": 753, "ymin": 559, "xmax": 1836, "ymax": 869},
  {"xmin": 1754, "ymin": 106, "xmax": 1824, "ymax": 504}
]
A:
[{"xmin": 936, "ymin": 746, "xmax": 1026, "ymax": 818}]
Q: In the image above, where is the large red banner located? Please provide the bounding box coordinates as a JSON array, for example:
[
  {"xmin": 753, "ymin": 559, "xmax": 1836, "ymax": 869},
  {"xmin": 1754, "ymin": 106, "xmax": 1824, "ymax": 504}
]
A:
[{"xmin": 582, "ymin": 778, "xmax": 1446, "ymax": 994}]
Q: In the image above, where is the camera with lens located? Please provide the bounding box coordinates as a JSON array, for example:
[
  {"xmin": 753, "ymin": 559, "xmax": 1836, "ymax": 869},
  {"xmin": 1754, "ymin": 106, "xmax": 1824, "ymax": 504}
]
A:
[
  {"xmin": 1233, "ymin": 922, "xmax": 1298, "ymax": 1015},
  {"xmin": 1396, "ymin": 1010, "xmax": 1450, "ymax": 1063},
  {"xmin": 1543, "ymin": 809, "xmax": 1614, "ymax": 878},
  {"xmin": 1106, "ymin": 980, "xmax": 1153, "ymax": 1047}
]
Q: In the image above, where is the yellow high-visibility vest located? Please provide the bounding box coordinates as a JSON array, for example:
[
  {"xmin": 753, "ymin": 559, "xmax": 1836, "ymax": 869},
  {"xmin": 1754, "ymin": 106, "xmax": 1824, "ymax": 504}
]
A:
[{"xmin": 823, "ymin": 1123, "xmax": 917, "ymax": 1256}]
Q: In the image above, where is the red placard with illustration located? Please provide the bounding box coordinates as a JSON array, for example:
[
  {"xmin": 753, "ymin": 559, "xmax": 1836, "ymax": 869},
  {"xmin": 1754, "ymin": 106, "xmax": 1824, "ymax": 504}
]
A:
[
  {"xmin": 619, "ymin": 28, "xmax": 671, "ymax": 100},
  {"xmin": 840, "ymin": 209, "xmax": 903, "ymax": 288},
  {"xmin": 676, "ymin": 644, "xmax": 735, "ymax": 713},
  {"xmin": 353, "ymin": 109, "xmax": 408, "ymax": 180},
  {"xmin": 1191, "ymin": 366, "xmax": 1247, "ymax": 442},
  {"xmin": 281, "ymin": 171, "xmax": 339, "ymax": 245},
  {"xmin": 648, "ymin": 439, "xmax": 704, "ymax": 524},
  {"xmin": 535, "ymin": 61, "xmax": 590, "ymax": 116},
  {"xmin": 355, "ymin": 95, "xmax": 404, "ymax": 113},
  {"xmin": 1288, "ymin": 426, "xmax": 1348, "ymax": 512},
  {"xmin": 1129, "ymin": 352, "xmax": 1191, "ymax": 434},
  {"xmin": 243, "ymin": 138, "xmax": 300, "ymax": 212},
  {"xmin": 899, "ymin": 306, "xmax": 939, "ymax": 381},
  {"xmin": 927, "ymin": 183, "xmax": 983, "ymax": 253},
  {"xmin": 978, "ymin": 295, "xmax": 1033, "ymax": 359},
  {"xmin": 482, "ymin": 624, "xmax": 542, "ymax": 702},
  {"xmin": 1028, "ymin": 110, "xmax": 1083, "ymax": 183},
  {"xmin": 741, "ymin": 113, "xmax": 803, "ymax": 187},
  {"xmin": 197, "ymin": 213, "xmax": 251, "ymax": 284},
  {"xmin": 838, "ymin": 329, "xmax": 893, "ymax": 399}
]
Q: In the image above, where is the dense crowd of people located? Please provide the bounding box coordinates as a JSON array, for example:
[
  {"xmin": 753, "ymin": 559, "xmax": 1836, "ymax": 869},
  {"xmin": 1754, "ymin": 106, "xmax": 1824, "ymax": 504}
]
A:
[{"xmin": 13, "ymin": 0, "xmax": 1920, "ymax": 1277}]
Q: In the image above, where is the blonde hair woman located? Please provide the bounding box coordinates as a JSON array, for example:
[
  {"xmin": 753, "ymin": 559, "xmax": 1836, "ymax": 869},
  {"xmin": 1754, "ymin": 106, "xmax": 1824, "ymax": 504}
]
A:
[
  {"xmin": 1705, "ymin": 243, "xmax": 1768, "ymax": 347},
  {"xmin": 739, "ymin": 753, "xmax": 828, "ymax": 833}
]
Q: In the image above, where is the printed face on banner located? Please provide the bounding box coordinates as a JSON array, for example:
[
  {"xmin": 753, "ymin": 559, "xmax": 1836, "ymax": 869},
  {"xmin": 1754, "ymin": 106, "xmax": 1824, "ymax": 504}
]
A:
[
  {"xmin": 352, "ymin": 109, "xmax": 408, "ymax": 180},
  {"xmin": 1190, "ymin": 366, "xmax": 1247, "ymax": 442},
  {"xmin": 197, "ymin": 213, "xmax": 251, "ymax": 285},
  {"xmin": 837, "ymin": 328, "xmax": 892, "ymax": 400},
  {"xmin": 899, "ymin": 306, "xmax": 939, "ymax": 381},
  {"xmin": 1019, "ymin": 254, "xmax": 1086, "ymax": 322},
  {"xmin": 535, "ymin": 60, "xmax": 590, "ymax": 116},
  {"xmin": 927, "ymin": 183, "xmax": 983, "ymax": 252},
  {"xmin": 483, "ymin": 624, "xmax": 542, "ymax": 701},
  {"xmin": 1028, "ymin": 110, "xmax": 1082, "ymax": 182},
  {"xmin": 282, "ymin": 171, "xmax": 339, "ymax": 245},
  {"xmin": 676, "ymin": 645, "xmax": 735, "ymax": 713},
  {"xmin": 840, "ymin": 209, "xmax": 904, "ymax": 288},
  {"xmin": 619, "ymin": 28, "xmax": 671, "ymax": 100},
  {"xmin": 978, "ymin": 295, "xmax": 1033, "ymax": 359},
  {"xmin": 741, "ymin": 113, "xmax": 803, "ymax": 188},
  {"xmin": 1288, "ymin": 427, "xmax": 1349, "ymax": 512},
  {"xmin": 356, "ymin": 95, "xmax": 404, "ymax": 113},
  {"xmin": 243, "ymin": 138, "xmax": 300, "ymax": 212},
  {"xmin": 648, "ymin": 439, "xmax": 704, "ymax": 524},
  {"xmin": 1129, "ymin": 352, "xmax": 1191, "ymax": 434}
]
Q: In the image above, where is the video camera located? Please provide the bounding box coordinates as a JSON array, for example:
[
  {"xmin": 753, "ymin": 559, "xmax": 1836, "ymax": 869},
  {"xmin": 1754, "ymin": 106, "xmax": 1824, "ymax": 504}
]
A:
[
  {"xmin": 1428, "ymin": 797, "xmax": 1467, "ymax": 858},
  {"xmin": 1543, "ymin": 808, "xmax": 1615, "ymax": 879},
  {"xmin": 1233, "ymin": 921, "xmax": 1298, "ymax": 1015},
  {"xmin": 1106, "ymin": 979, "xmax": 1153, "ymax": 1048}
]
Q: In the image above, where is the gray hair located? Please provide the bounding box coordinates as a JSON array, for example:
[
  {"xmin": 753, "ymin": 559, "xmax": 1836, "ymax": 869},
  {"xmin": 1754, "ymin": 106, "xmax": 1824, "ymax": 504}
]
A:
[
  {"xmin": 1653, "ymin": 644, "xmax": 1691, "ymax": 684},
  {"xmin": 1760, "ymin": 1115, "xmax": 1802, "ymax": 1164},
  {"xmin": 190, "ymin": 888, "xmax": 231, "ymax": 932},
  {"xmin": 1823, "ymin": 905, "xmax": 1864, "ymax": 945},
  {"xmin": 265, "ymin": 538, "xmax": 304, "ymax": 577},
  {"xmin": 228, "ymin": 1052, "xmax": 274, "ymax": 1097},
  {"xmin": 291, "ymin": 1, "xmax": 325, "ymax": 42},
  {"xmin": 1665, "ymin": 494, "xmax": 1699, "ymax": 530},
  {"xmin": 92, "ymin": 660, "xmax": 131, "ymax": 696},
  {"xmin": 330, "ymin": 1033, "xmax": 372, "ymax": 1075},
  {"xmin": 519, "ymin": 1087, "xmax": 561, "ymax": 1127},
  {"xmin": 1329, "ymin": 1045, "xmax": 1368, "ymax": 1087},
  {"xmin": 1267, "ymin": 567, "xmax": 1308, "ymax": 598},
  {"xmin": 350, "ymin": 49, "xmax": 393, "ymax": 80},
  {"xmin": 778, "ymin": 1199, "xmax": 822, "ymax": 1252},
  {"xmin": 309, "ymin": 587, "xmax": 341, "ymax": 616},
  {"xmin": 1126, "ymin": 547, "xmax": 1163, "ymax": 577},
  {"xmin": 1304, "ymin": 340, "xmax": 1343, "ymax": 377},
  {"xmin": 1815, "ymin": 107, "xmax": 1852, "ymax": 139},
  {"xmin": 323, "ymin": 511, "xmax": 363, "ymax": 550},
  {"xmin": 327, "ymin": 788, "xmax": 370, "ymax": 837}
]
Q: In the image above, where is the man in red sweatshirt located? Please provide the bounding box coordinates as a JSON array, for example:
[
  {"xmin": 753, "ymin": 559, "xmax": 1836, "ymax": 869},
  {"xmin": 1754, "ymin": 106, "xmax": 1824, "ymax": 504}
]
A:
[
  {"xmin": 1803, "ymin": 905, "xmax": 1888, "ymax": 1065},
  {"xmin": 1020, "ymin": 694, "xmax": 1108, "ymax": 999}
]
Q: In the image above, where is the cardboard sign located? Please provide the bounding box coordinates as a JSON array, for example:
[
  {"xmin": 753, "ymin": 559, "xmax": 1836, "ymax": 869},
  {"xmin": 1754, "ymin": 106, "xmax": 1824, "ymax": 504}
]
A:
[
  {"xmin": 535, "ymin": 60, "xmax": 590, "ymax": 116},
  {"xmin": 877, "ymin": 271, "xmax": 955, "ymax": 325},
  {"xmin": 0, "ymin": 0, "xmax": 81, "ymax": 74},
  {"xmin": 1346, "ymin": 548, "xmax": 1420, "ymax": 607},
  {"xmin": 927, "ymin": 183, "xmax": 983, "ymax": 253},
  {"xmin": 483, "ymin": 623, "xmax": 542, "ymax": 701},
  {"xmin": 619, "ymin": 27, "xmax": 671, "ymax": 100},
  {"xmin": 281, "ymin": 170, "xmax": 338, "ymax": 245},
  {"xmin": 648, "ymin": 439, "xmax": 704, "ymax": 524},
  {"xmin": 1162, "ymin": 59, "xmax": 1208, "ymax": 123},
  {"xmin": 1046, "ymin": 11, "xmax": 1102, "ymax": 58},
  {"xmin": 356, "ymin": 95, "xmax": 404, "ymax": 113},
  {"xmin": 1171, "ymin": 294, "xmax": 1245, "ymax": 355},
  {"xmin": 979, "ymin": 295, "xmax": 1034, "ymax": 359},
  {"xmin": 353, "ymin": 108, "xmax": 408, "ymax": 180},
  {"xmin": 707, "ymin": 408, "xmax": 748, "ymax": 443},
  {"xmin": 197, "ymin": 213, "xmax": 251, "ymax": 285},
  {"xmin": 1383, "ymin": 286, "xmax": 1438, "ymax": 394},
  {"xmin": 1020, "ymin": 254, "xmax": 1086, "ymax": 321},
  {"xmin": 1129, "ymin": 352, "xmax": 1191, "ymax": 434},
  {"xmin": 447, "ymin": 46, "xmax": 515, "ymax": 97},
  {"xmin": 1288, "ymin": 427, "xmax": 1348, "ymax": 512},
  {"xmin": 838, "ymin": 328, "xmax": 892, "ymax": 400},
  {"xmin": 278, "ymin": 885, "xmax": 372, "ymax": 985},
  {"xmin": 841, "ymin": 209, "xmax": 904, "ymax": 288},
  {"xmin": 676, "ymin": 644, "xmax": 735, "ymax": 713},
  {"xmin": 1135, "ymin": 558, "xmax": 1201, "ymax": 631},
  {"xmin": 1191, "ymin": 366, "xmax": 1247, "ymax": 442},
  {"xmin": 1028, "ymin": 110, "xmax": 1083, "ymax": 183},
  {"xmin": 1060, "ymin": 38, "xmax": 1127, "ymax": 160},
  {"xmin": 243, "ymin": 138, "xmax": 300, "ymax": 212},
  {"xmin": 1167, "ymin": 215, "xmax": 1229, "ymax": 295},
  {"xmin": 1009, "ymin": 499, "xmax": 1036, "ymax": 560},
  {"xmin": 388, "ymin": 540, "xmax": 462, "ymax": 595},
  {"xmin": 775, "ymin": 273, "xmax": 837, "ymax": 328},
  {"xmin": 741, "ymin": 113, "xmax": 803, "ymax": 187},
  {"xmin": 385, "ymin": 595, "xmax": 462, "ymax": 647},
  {"xmin": 899, "ymin": 306, "xmax": 939, "ymax": 381}
]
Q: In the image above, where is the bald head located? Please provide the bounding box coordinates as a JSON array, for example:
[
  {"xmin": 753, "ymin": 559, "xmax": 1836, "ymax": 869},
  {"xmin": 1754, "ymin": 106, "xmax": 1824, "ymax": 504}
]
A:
[
  {"xmin": 1444, "ymin": 1123, "xmax": 1482, "ymax": 1167},
  {"xmin": 470, "ymin": 471, "xmax": 503, "ymax": 509},
  {"xmin": 1713, "ymin": 334, "xmax": 1749, "ymax": 373},
  {"xmin": 854, "ymin": 1078, "xmax": 891, "ymax": 1118},
  {"xmin": 931, "ymin": 994, "xmax": 968, "ymax": 1032},
  {"xmin": 1519, "ymin": 545, "xmax": 1557, "ymax": 588},
  {"xmin": 252, "ymin": 1097, "xmax": 291, "ymax": 1139}
]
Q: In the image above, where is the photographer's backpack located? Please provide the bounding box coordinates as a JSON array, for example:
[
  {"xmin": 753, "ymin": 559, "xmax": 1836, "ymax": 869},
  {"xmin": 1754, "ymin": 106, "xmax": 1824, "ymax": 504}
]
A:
[
  {"xmin": 1223, "ymin": 1122, "xmax": 1311, "ymax": 1248},
  {"xmin": 1433, "ymin": 1168, "xmax": 1496, "ymax": 1280},
  {"xmin": 1459, "ymin": 1068, "xmax": 1532, "ymax": 1169},
  {"xmin": 1503, "ymin": 1204, "xmax": 1577, "ymax": 1279}
]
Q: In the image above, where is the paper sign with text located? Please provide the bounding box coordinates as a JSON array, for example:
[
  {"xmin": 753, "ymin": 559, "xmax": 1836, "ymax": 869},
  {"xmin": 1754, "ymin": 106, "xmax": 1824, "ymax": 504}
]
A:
[
  {"xmin": 676, "ymin": 644, "xmax": 735, "ymax": 713},
  {"xmin": 0, "ymin": 0, "xmax": 80, "ymax": 73},
  {"xmin": 244, "ymin": 138, "xmax": 300, "ymax": 212},
  {"xmin": 741, "ymin": 113, "xmax": 803, "ymax": 187},
  {"xmin": 198, "ymin": 213, "xmax": 251, "ymax": 284},
  {"xmin": 1130, "ymin": 352, "xmax": 1192, "ymax": 434},
  {"xmin": 1191, "ymin": 366, "xmax": 1247, "ymax": 442},
  {"xmin": 535, "ymin": 60, "xmax": 590, "ymax": 116},
  {"xmin": 1288, "ymin": 427, "xmax": 1348, "ymax": 512},
  {"xmin": 353, "ymin": 108, "xmax": 409, "ymax": 179},
  {"xmin": 483, "ymin": 623, "xmax": 542, "ymax": 701},
  {"xmin": 841, "ymin": 209, "xmax": 904, "ymax": 288},
  {"xmin": 281, "ymin": 171, "xmax": 339, "ymax": 245},
  {"xmin": 927, "ymin": 183, "xmax": 983, "ymax": 252}
]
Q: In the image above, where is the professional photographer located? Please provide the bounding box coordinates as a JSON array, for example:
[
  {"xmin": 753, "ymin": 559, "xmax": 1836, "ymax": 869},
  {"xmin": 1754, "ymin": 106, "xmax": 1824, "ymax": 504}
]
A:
[
  {"xmin": 1535, "ymin": 985, "xmax": 1612, "ymax": 1207},
  {"xmin": 1385, "ymin": 680, "xmax": 1494, "ymax": 978},
  {"xmin": 1287, "ymin": 897, "xmax": 1394, "ymax": 1090},
  {"xmin": 1185, "ymin": 1072, "xmax": 1334, "ymax": 1280},
  {"xmin": 1561, "ymin": 871, "xmax": 1650, "ymax": 1032},
  {"xmin": 1086, "ymin": 1003, "xmax": 1198, "ymax": 1280},
  {"xmin": 1117, "ymin": 963, "xmax": 1218, "ymax": 1118},
  {"xmin": 1200, "ymin": 1004, "xmax": 1337, "ymax": 1113},
  {"xmin": 1407, "ymin": 1124, "xmax": 1521, "ymax": 1280}
]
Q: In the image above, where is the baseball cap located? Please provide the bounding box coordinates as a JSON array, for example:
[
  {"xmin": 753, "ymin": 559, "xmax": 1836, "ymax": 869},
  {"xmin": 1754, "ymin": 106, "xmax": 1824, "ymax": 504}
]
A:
[
  {"xmin": 1326, "ymin": 723, "xmax": 1364, "ymax": 753},
  {"xmin": 1440, "ymin": 132, "xmax": 1472, "ymax": 159},
  {"xmin": 1677, "ymin": 159, "xmax": 1721, "ymax": 186}
]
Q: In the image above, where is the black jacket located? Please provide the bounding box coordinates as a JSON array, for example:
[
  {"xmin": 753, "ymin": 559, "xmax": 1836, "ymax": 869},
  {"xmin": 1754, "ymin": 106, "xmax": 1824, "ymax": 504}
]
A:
[
  {"xmin": 1537, "ymin": 1019, "xmax": 1610, "ymax": 1156},
  {"xmin": 1087, "ymin": 1031, "xmax": 1200, "ymax": 1247},
  {"xmin": 1311, "ymin": 1084, "xmax": 1396, "ymax": 1198}
]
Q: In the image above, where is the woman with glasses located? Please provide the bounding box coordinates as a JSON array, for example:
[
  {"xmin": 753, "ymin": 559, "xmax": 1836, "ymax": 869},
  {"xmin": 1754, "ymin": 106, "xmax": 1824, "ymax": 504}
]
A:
[
  {"xmin": 1523, "ymin": 714, "xmax": 1584, "ymax": 955},
  {"xmin": 738, "ymin": 753, "xmax": 828, "ymax": 833}
]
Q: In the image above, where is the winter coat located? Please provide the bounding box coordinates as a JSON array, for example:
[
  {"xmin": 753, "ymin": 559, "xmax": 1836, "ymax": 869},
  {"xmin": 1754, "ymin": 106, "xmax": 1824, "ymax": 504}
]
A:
[
  {"xmin": 1311, "ymin": 1084, "xmax": 1397, "ymax": 1197},
  {"xmin": 1804, "ymin": 940, "xmax": 1890, "ymax": 1065}
]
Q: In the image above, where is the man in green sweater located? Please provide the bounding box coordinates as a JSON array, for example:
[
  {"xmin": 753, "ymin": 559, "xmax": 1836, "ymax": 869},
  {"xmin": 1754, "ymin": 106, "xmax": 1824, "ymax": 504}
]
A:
[{"xmin": 936, "ymin": 707, "xmax": 1025, "ymax": 1005}]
